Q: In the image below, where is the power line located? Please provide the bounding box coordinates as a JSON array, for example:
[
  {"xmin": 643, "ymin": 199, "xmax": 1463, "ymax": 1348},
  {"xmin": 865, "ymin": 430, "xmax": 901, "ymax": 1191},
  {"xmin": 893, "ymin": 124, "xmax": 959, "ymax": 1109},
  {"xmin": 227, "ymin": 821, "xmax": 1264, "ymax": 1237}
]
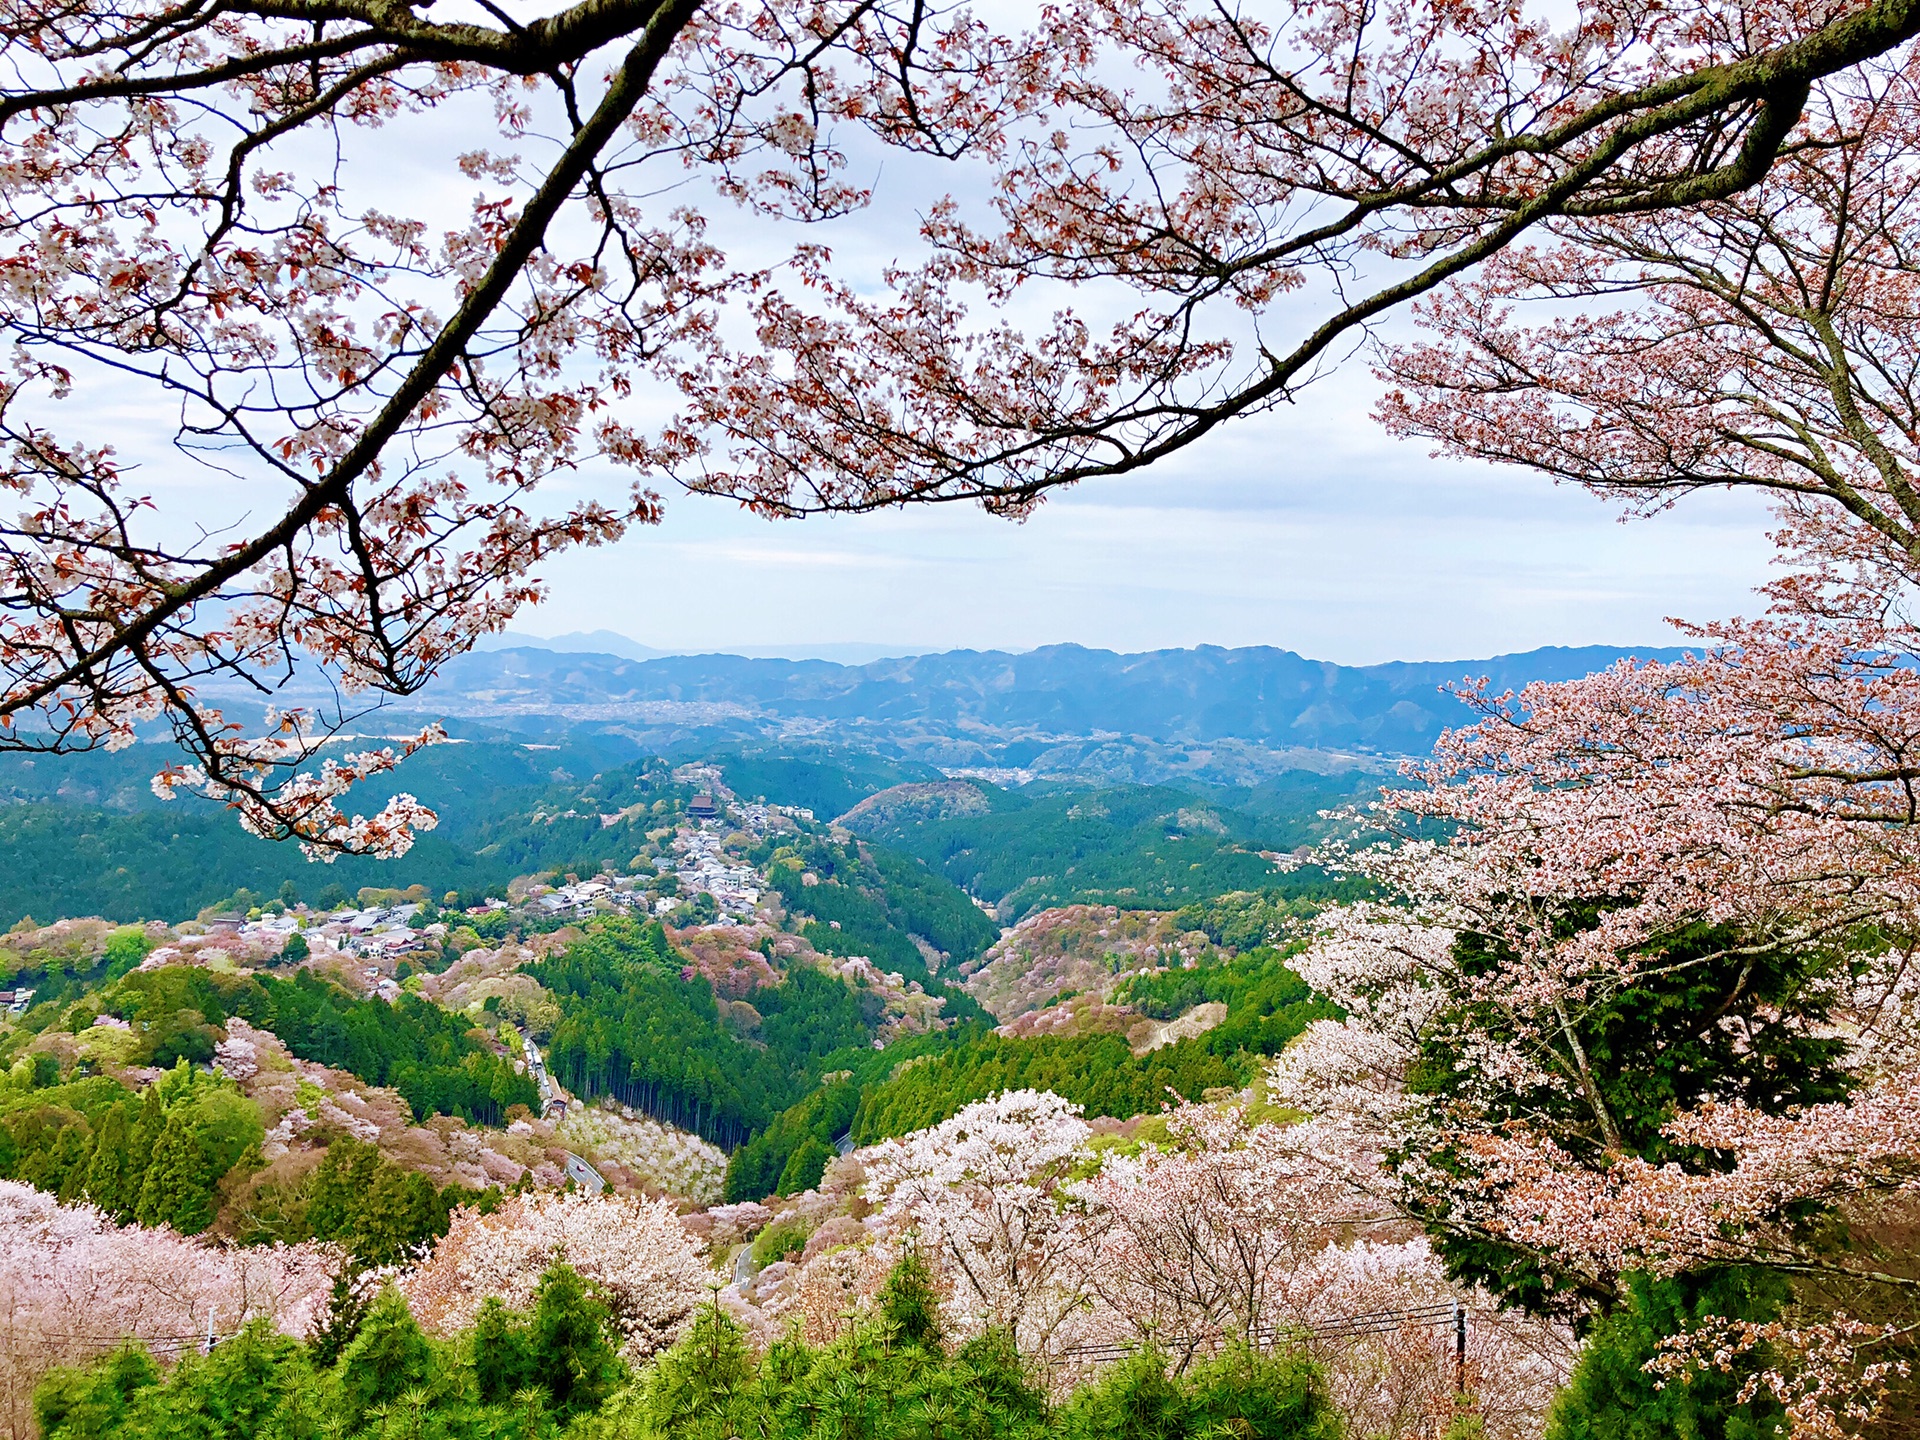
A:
[
  {"xmin": 1058, "ymin": 1299, "xmax": 1470, "ymax": 1375},
  {"xmin": 7, "ymin": 1323, "xmax": 243, "ymax": 1353}
]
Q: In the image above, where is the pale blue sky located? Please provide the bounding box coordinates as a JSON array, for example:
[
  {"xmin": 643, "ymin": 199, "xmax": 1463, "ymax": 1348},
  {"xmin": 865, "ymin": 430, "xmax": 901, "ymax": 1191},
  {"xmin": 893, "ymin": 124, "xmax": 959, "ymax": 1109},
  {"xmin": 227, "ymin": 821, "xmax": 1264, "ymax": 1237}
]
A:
[
  {"xmin": 62, "ymin": 46, "xmax": 1784, "ymax": 670},
  {"xmin": 518, "ymin": 364, "xmax": 1780, "ymax": 666},
  {"xmin": 461, "ymin": 72, "xmax": 1783, "ymax": 665}
]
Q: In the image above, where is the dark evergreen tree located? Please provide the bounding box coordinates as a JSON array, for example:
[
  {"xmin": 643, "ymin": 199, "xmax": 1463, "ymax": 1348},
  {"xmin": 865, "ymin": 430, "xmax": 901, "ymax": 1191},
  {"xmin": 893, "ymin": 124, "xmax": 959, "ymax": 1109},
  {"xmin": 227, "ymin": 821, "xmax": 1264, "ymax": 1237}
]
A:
[
  {"xmin": 876, "ymin": 1250, "xmax": 944, "ymax": 1351},
  {"xmin": 333, "ymin": 1289, "xmax": 437, "ymax": 1430},
  {"xmin": 305, "ymin": 1140, "xmax": 381, "ymax": 1244},
  {"xmin": 1415, "ymin": 921, "xmax": 1859, "ymax": 1316},
  {"xmin": 146, "ymin": 1324, "xmax": 313, "ymax": 1439},
  {"xmin": 1183, "ymin": 1345, "xmax": 1342, "ymax": 1440},
  {"xmin": 469, "ymin": 1296, "xmax": 534, "ymax": 1405},
  {"xmin": 1059, "ymin": 1350, "xmax": 1188, "ymax": 1440},
  {"xmin": 48, "ymin": 1123, "xmax": 93, "ymax": 1204},
  {"xmin": 1543, "ymin": 1271, "xmax": 1789, "ymax": 1440},
  {"xmin": 639, "ymin": 1297, "xmax": 756, "ymax": 1436},
  {"xmin": 296, "ymin": 1138, "xmax": 473, "ymax": 1263},
  {"xmin": 949, "ymin": 1327, "xmax": 1050, "ymax": 1429},
  {"xmin": 308, "ymin": 1267, "xmax": 374, "ymax": 1370},
  {"xmin": 32, "ymin": 1346, "xmax": 159, "ymax": 1440},
  {"xmin": 526, "ymin": 1263, "xmax": 625, "ymax": 1418},
  {"xmin": 775, "ymin": 1136, "xmax": 833, "ymax": 1197},
  {"xmin": 81, "ymin": 1104, "xmax": 133, "ymax": 1219},
  {"xmin": 126, "ymin": 1086, "xmax": 164, "ymax": 1196},
  {"xmin": 354, "ymin": 1164, "xmax": 442, "ymax": 1264},
  {"xmin": 134, "ymin": 1112, "xmax": 212, "ymax": 1232}
]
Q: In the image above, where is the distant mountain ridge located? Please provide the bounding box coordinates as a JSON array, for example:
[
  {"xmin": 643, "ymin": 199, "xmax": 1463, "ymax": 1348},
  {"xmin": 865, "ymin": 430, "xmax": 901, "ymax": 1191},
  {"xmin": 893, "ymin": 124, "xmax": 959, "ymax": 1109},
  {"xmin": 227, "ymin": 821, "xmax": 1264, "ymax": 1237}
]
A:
[
  {"xmin": 474, "ymin": 631, "xmax": 941, "ymax": 665},
  {"xmin": 423, "ymin": 640, "xmax": 1687, "ymax": 759},
  {"xmin": 475, "ymin": 628, "xmax": 670, "ymax": 660}
]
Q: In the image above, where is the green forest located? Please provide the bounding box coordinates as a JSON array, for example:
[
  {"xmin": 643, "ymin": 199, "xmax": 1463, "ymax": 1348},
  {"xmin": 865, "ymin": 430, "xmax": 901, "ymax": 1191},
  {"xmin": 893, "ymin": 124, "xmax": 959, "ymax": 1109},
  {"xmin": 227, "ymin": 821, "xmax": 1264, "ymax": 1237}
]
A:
[
  {"xmin": 0, "ymin": 747, "xmax": 699, "ymax": 925},
  {"xmin": 847, "ymin": 783, "xmax": 1363, "ymax": 917},
  {"xmin": 0, "ymin": 1062, "xmax": 257, "ymax": 1236},
  {"xmin": 540, "ymin": 919, "xmax": 883, "ymax": 1148},
  {"xmin": 260, "ymin": 973, "xmax": 538, "ymax": 1126},
  {"xmin": 2, "ymin": 959, "xmax": 538, "ymax": 1132},
  {"xmin": 30, "ymin": 1248, "xmax": 1786, "ymax": 1440},
  {"xmin": 0, "ymin": 735, "xmax": 1374, "ymax": 933},
  {"xmin": 721, "ymin": 940, "xmax": 1334, "ymax": 1200},
  {"xmin": 759, "ymin": 830, "xmax": 993, "ymax": 1012}
]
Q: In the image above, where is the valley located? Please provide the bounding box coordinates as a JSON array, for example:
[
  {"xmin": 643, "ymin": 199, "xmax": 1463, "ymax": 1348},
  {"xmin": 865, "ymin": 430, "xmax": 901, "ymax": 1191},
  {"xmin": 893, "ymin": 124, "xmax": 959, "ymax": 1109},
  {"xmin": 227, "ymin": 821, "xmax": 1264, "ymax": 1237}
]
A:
[{"xmin": 2, "ymin": 639, "xmax": 1887, "ymax": 1440}]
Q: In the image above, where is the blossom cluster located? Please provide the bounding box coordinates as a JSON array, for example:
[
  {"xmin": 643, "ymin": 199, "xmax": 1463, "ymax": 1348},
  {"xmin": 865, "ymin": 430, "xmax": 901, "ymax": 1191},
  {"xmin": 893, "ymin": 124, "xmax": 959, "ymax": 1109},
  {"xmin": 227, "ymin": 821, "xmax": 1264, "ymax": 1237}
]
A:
[
  {"xmin": 738, "ymin": 1091, "xmax": 1570, "ymax": 1437},
  {"xmin": 0, "ymin": 1182, "xmax": 335, "ymax": 1439},
  {"xmin": 400, "ymin": 1191, "xmax": 708, "ymax": 1360}
]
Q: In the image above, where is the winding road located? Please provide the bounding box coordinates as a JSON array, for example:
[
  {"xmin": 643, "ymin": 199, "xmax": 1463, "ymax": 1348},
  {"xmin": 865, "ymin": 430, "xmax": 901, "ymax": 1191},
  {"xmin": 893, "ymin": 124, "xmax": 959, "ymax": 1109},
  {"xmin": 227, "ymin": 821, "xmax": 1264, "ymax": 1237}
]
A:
[
  {"xmin": 562, "ymin": 1151, "xmax": 607, "ymax": 1193},
  {"xmin": 521, "ymin": 1031, "xmax": 606, "ymax": 1193}
]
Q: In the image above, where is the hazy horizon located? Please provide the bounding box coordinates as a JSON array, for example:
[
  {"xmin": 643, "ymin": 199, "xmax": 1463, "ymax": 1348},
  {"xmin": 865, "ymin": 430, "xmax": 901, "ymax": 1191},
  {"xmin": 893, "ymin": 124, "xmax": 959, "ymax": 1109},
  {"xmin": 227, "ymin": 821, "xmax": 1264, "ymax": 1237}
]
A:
[{"xmin": 479, "ymin": 626, "xmax": 1693, "ymax": 669}]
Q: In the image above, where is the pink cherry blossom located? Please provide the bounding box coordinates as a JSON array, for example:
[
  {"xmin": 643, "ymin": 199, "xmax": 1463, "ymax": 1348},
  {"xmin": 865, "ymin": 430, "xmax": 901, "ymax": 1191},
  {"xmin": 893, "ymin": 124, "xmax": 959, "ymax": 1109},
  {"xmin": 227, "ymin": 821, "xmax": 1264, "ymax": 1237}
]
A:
[
  {"xmin": 399, "ymin": 1190, "xmax": 708, "ymax": 1360},
  {"xmin": 0, "ymin": 0, "xmax": 1910, "ymax": 847},
  {"xmin": 0, "ymin": 1181, "xmax": 334, "ymax": 1440}
]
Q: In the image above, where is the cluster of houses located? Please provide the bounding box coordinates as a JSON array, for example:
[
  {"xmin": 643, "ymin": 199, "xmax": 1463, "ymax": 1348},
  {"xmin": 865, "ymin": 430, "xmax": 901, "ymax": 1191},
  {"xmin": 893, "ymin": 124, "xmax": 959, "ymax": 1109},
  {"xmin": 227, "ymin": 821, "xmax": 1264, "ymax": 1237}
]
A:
[
  {"xmin": 163, "ymin": 777, "xmax": 826, "ymax": 986},
  {"xmin": 658, "ymin": 827, "xmax": 762, "ymax": 920},
  {"xmin": 211, "ymin": 902, "xmax": 445, "ymax": 967},
  {"xmin": 532, "ymin": 877, "xmax": 648, "ymax": 918},
  {"xmin": 735, "ymin": 799, "xmax": 813, "ymax": 828},
  {"xmin": 521, "ymin": 787, "xmax": 827, "ymax": 927}
]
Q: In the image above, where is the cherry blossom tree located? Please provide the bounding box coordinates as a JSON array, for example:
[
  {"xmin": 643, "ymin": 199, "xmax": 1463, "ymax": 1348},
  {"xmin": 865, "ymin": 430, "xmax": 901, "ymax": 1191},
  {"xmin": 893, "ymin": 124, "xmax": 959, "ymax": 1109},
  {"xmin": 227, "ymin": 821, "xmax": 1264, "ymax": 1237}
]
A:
[
  {"xmin": 776, "ymin": 1092, "xmax": 1567, "ymax": 1430},
  {"xmin": 1380, "ymin": 53, "xmax": 1920, "ymax": 565},
  {"xmin": 399, "ymin": 1190, "xmax": 708, "ymax": 1359},
  {"xmin": 1458, "ymin": 1081, "xmax": 1920, "ymax": 1306},
  {"xmin": 0, "ymin": 1180, "xmax": 335, "ymax": 1440},
  {"xmin": 1279, "ymin": 811, "xmax": 1920, "ymax": 1431},
  {"xmin": 1355, "ymin": 38, "xmax": 1920, "ymax": 1285},
  {"xmin": 1068, "ymin": 1102, "xmax": 1575, "ymax": 1439},
  {"xmin": 1292, "ymin": 1238, "xmax": 1574, "ymax": 1440},
  {"xmin": 7, "ymin": 0, "xmax": 1920, "ymax": 850},
  {"xmin": 1068, "ymin": 1102, "xmax": 1376, "ymax": 1353},
  {"xmin": 861, "ymin": 1089, "xmax": 1094, "ymax": 1356},
  {"xmin": 1264, "ymin": 479, "xmax": 1920, "ymax": 1435},
  {"xmin": 1255, "ymin": 47, "xmax": 1920, "ymax": 1433}
]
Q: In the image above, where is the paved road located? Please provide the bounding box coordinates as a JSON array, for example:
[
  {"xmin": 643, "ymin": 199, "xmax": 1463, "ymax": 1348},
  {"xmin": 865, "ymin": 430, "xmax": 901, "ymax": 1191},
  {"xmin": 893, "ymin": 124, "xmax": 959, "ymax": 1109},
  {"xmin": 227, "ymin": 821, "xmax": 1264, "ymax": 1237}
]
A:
[
  {"xmin": 522, "ymin": 1032, "xmax": 603, "ymax": 1193},
  {"xmin": 562, "ymin": 1152, "xmax": 606, "ymax": 1193},
  {"xmin": 521, "ymin": 1034, "xmax": 554, "ymax": 1109}
]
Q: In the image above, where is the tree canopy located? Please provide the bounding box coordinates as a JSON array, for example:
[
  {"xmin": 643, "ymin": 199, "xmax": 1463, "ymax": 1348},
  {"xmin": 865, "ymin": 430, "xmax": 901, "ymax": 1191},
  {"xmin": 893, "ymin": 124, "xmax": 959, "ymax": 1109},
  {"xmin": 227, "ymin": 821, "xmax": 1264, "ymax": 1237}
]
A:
[{"xmin": 1, "ymin": 0, "xmax": 1915, "ymax": 847}]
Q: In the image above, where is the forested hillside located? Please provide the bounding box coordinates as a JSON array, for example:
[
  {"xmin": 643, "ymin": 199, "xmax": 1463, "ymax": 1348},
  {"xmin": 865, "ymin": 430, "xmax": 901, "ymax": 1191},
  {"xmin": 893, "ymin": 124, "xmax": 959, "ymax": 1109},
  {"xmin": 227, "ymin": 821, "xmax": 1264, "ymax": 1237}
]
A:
[
  {"xmin": 0, "ymin": 744, "xmax": 689, "ymax": 923},
  {"xmin": 837, "ymin": 780, "xmax": 1369, "ymax": 918},
  {"xmin": 7, "ymin": 0, "xmax": 1917, "ymax": 1417},
  {"xmin": 1, "ymin": 714, "xmax": 1886, "ymax": 1440},
  {"xmin": 0, "ymin": 757, "xmax": 1349, "ymax": 1211},
  {"xmin": 0, "ymin": 731, "xmax": 1375, "ymax": 927},
  {"xmin": 540, "ymin": 920, "xmax": 877, "ymax": 1147}
]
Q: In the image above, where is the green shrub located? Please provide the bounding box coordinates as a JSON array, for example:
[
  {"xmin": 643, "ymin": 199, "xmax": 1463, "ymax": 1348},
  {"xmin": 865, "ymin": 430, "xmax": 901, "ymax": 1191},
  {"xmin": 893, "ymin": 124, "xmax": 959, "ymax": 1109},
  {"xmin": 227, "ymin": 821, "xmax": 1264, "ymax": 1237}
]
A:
[
  {"xmin": 31, "ymin": 1254, "xmax": 1346, "ymax": 1440},
  {"xmin": 750, "ymin": 1213, "xmax": 814, "ymax": 1268}
]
